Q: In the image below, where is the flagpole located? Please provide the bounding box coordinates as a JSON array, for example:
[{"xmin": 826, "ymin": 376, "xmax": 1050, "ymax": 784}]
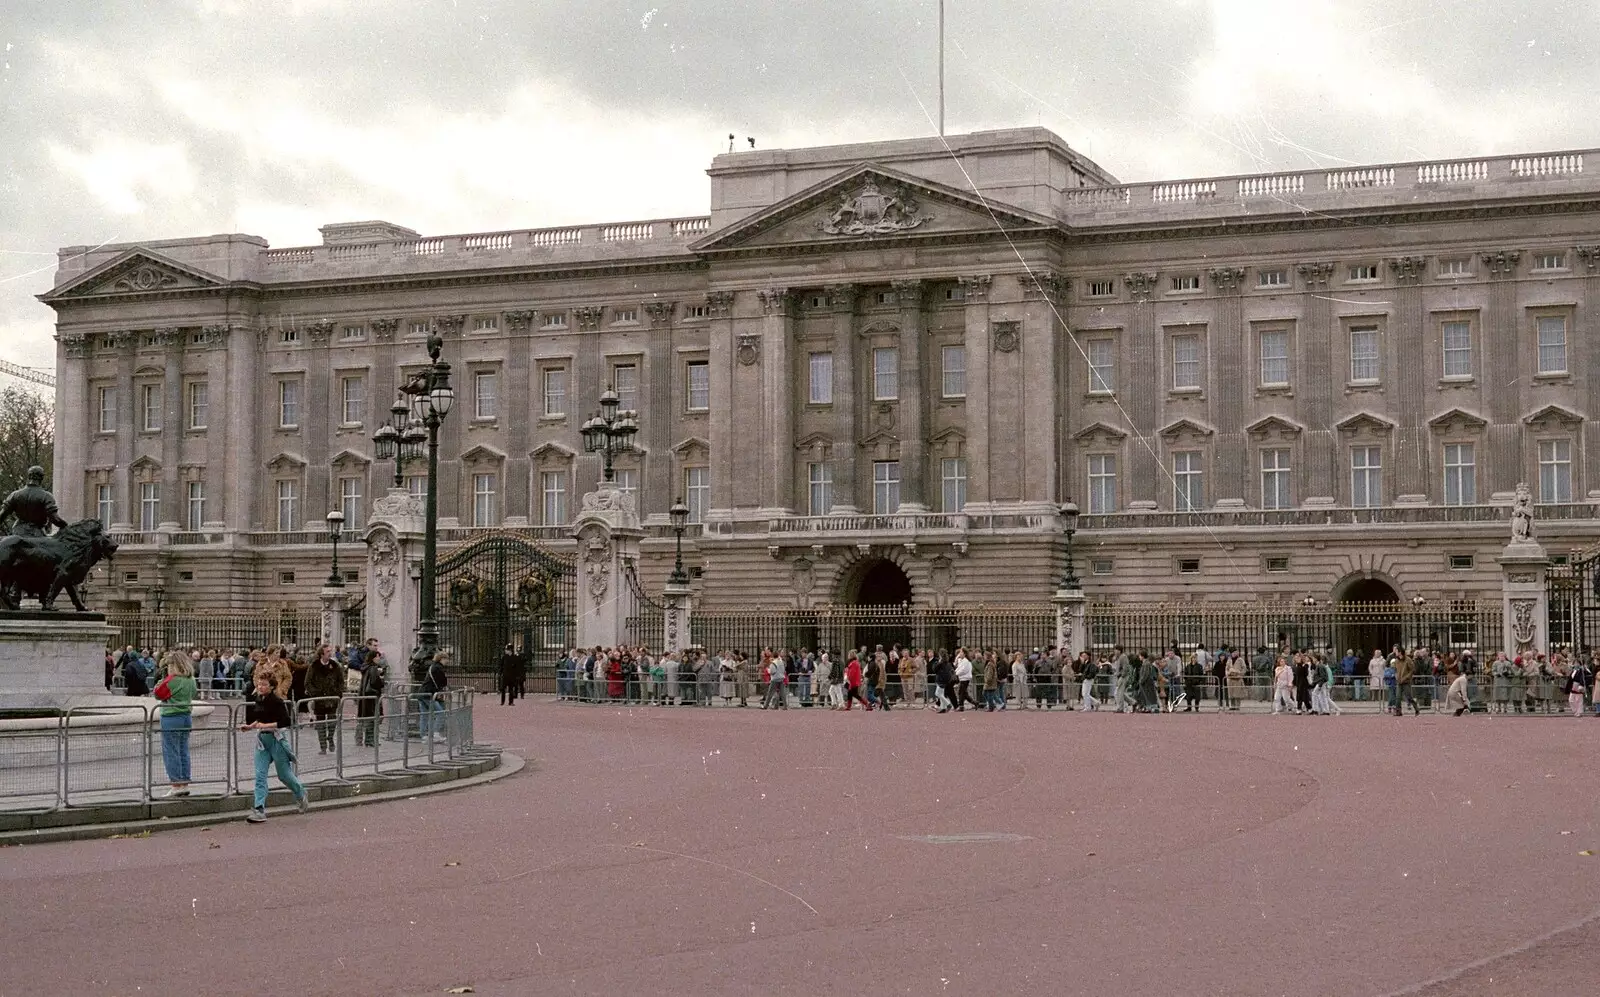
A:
[{"xmin": 938, "ymin": 0, "xmax": 945, "ymax": 136}]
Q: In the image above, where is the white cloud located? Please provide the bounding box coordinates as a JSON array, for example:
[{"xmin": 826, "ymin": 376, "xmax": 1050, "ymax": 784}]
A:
[{"xmin": 45, "ymin": 137, "xmax": 197, "ymax": 215}]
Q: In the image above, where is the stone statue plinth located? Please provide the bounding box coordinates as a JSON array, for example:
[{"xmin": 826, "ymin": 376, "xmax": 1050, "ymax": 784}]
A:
[
  {"xmin": 1053, "ymin": 587, "xmax": 1087, "ymax": 658},
  {"xmin": 1500, "ymin": 482, "xmax": 1551, "ymax": 655},
  {"xmin": 572, "ymin": 485, "xmax": 643, "ymax": 650},
  {"xmin": 0, "ymin": 611, "xmax": 122, "ymax": 710}
]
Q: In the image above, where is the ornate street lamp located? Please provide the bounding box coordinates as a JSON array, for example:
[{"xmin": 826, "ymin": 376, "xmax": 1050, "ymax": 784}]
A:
[
  {"xmin": 372, "ymin": 332, "xmax": 454, "ymax": 674},
  {"xmin": 668, "ymin": 497, "xmax": 690, "ymax": 586},
  {"xmin": 325, "ymin": 510, "xmax": 346, "ymax": 587},
  {"xmin": 373, "ymin": 398, "xmax": 428, "ymax": 487},
  {"xmin": 1058, "ymin": 499, "xmax": 1081, "ymax": 590},
  {"xmin": 580, "ymin": 386, "xmax": 638, "ymax": 483}
]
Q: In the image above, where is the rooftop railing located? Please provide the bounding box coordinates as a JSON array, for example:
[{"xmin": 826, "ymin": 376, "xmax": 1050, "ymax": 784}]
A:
[
  {"xmin": 259, "ymin": 215, "xmax": 712, "ymax": 277},
  {"xmin": 1061, "ymin": 149, "xmax": 1592, "ymax": 221}
]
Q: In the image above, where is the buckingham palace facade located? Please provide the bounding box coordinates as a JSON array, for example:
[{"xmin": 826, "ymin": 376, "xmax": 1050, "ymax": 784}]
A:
[{"xmin": 40, "ymin": 127, "xmax": 1600, "ymax": 616}]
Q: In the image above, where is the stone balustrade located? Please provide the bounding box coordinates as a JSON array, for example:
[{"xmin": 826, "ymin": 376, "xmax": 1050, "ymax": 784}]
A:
[
  {"xmin": 1061, "ymin": 149, "xmax": 1593, "ymax": 221},
  {"xmin": 257, "ymin": 215, "xmax": 712, "ymax": 279}
]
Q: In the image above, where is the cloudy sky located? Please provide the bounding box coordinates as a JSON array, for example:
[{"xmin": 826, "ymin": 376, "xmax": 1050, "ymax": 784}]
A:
[{"xmin": 3, "ymin": 0, "xmax": 1597, "ymax": 374}]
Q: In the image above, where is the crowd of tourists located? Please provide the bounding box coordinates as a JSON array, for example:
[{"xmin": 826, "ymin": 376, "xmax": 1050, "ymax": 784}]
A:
[
  {"xmin": 107, "ymin": 638, "xmax": 457, "ymax": 824},
  {"xmin": 550, "ymin": 642, "xmax": 1600, "ymax": 719}
]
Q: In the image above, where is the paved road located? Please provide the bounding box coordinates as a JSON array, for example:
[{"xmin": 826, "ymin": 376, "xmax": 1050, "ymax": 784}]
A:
[{"xmin": 1, "ymin": 700, "xmax": 1596, "ymax": 996}]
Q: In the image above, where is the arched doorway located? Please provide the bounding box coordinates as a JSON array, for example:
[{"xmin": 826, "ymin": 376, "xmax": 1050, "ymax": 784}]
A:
[
  {"xmin": 836, "ymin": 557, "xmax": 914, "ymax": 653},
  {"xmin": 1335, "ymin": 576, "xmax": 1401, "ymax": 658}
]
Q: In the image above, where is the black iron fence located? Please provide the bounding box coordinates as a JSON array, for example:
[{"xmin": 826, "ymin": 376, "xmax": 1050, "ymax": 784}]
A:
[
  {"xmin": 1086, "ymin": 600, "xmax": 1503, "ymax": 656},
  {"xmin": 105, "ymin": 611, "xmax": 324, "ymax": 653},
  {"xmin": 688, "ymin": 606, "xmax": 1056, "ymax": 655}
]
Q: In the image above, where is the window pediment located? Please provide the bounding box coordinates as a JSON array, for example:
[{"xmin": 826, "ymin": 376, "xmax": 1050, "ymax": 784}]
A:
[
  {"xmin": 1073, "ymin": 421, "xmax": 1128, "ymax": 445},
  {"xmin": 1427, "ymin": 407, "xmax": 1488, "ymax": 433},
  {"xmin": 330, "ymin": 449, "xmax": 372, "ymax": 469},
  {"xmin": 672, "ymin": 436, "xmax": 710, "ymax": 460},
  {"xmin": 1523, "ymin": 404, "xmax": 1583, "ymax": 429},
  {"xmin": 460, "ymin": 444, "xmax": 507, "ymax": 466},
  {"xmin": 1335, "ymin": 411, "xmax": 1396, "ymax": 435},
  {"xmin": 530, "ymin": 442, "xmax": 577, "ymax": 463},
  {"xmin": 266, "ymin": 451, "xmax": 308, "ymax": 472},
  {"xmin": 1245, "ymin": 415, "xmax": 1304, "ymax": 440},
  {"xmin": 1158, "ymin": 418, "xmax": 1215, "ymax": 442}
]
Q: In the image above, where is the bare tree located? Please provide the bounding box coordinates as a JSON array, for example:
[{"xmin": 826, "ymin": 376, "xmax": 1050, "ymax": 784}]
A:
[{"xmin": 0, "ymin": 386, "xmax": 55, "ymax": 492}]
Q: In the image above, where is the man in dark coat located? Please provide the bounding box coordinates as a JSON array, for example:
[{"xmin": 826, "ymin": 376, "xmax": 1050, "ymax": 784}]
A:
[{"xmin": 498, "ymin": 644, "xmax": 526, "ymax": 705}]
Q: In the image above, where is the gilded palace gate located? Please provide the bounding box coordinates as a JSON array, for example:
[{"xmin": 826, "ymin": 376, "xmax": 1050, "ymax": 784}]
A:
[{"xmin": 435, "ymin": 533, "xmax": 576, "ymax": 683}]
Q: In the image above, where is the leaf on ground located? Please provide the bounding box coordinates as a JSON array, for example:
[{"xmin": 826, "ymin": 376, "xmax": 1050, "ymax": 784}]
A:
[
  {"xmin": 1580, "ymin": 850, "xmax": 1594, "ymax": 857},
  {"xmin": 208, "ymin": 842, "xmax": 221, "ymax": 849},
  {"xmin": 444, "ymin": 861, "xmax": 460, "ymax": 867},
  {"xmin": 445, "ymin": 988, "xmax": 475, "ymax": 994}
]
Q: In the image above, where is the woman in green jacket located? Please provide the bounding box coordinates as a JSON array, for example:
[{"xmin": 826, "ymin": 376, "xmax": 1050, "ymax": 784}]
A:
[{"xmin": 155, "ymin": 651, "xmax": 197, "ymax": 797}]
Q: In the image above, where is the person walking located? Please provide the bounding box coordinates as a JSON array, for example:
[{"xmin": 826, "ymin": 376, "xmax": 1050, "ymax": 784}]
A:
[
  {"xmin": 1393, "ymin": 649, "xmax": 1420, "ymax": 716},
  {"xmin": 1079, "ymin": 653, "xmax": 1099, "ymax": 711},
  {"xmin": 1272, "ymin": 657, "xmax": 1296, "ymax": 715},
  {"xmin": 497, "ymin": 644, "xmax": 523, "ymax": 705},
  {"xmin": 953, "ymin": 649, "xmax": 975, "ymax": 711},
  {"xmin": 842, "ymin": 654, "xmax": 871, "ymax": 711},
  {"xmin": 417, "ymin": 650, "xmax": 451, "ymax": 740},
  {"xmin": 355, "ymin": 646, "xmax": 386, "ymax": 747},
  {"xmin": 304, "ymin": 645, "xmax": 344, "ymax": 755},
  {"xmin": 152, "ymin": 651, "xmax": 197, "ymax": 797},
  {"xmin": 1446, "ymin": 666, "xmax": 1473, "ymax": 716},
  {"xmin": 241, "ymin": 669, "xmax": 309, "ymax": 822}
]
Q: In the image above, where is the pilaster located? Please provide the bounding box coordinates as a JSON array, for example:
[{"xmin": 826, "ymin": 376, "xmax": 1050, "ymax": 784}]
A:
[
  {"xmin": 1389, "ymin": 257, "xmax": 1428, "ymax": 499},
  {"xmin": 958, "ymin": 275, "xmax": 992, "ymax": 505},
  {"xmin": 1296, "ymin": 263, "xmax": 1336, "ymax": 501},
  {"xmin": 226, "ymin": 327, "xmax": 258, "ymax": 530},
  {"xmin": 645, "ymin": 302, "xmax": 676, "ymax": 511},
  {"xmin": 1123, "ymin": 272, "xmax": 1160, "ymax": 504},
  {"xmin": 1484, "ymin": 250, "xmax": 1523, "ymax": 494},
  {"xmin": 826, "ymin": 283, "xmax": 860, "ymax": 513},
  {"xmin": 759, "ymin": 287, "xmax": 795, "ymax": 513},
  {"xmin": 157, "ymin": 329, "xmax": 182, "ymax": 530},
  {"xmin": 891, "ymin": 279, "xmax": 927, "ymax": 509},
  {"xmin": 706, "ymin": 290, "xmax": 736, "ymax": 514},
  {"xmin": 1208, "ymin": 267, "xmax": 1247, "ymax": 503}
]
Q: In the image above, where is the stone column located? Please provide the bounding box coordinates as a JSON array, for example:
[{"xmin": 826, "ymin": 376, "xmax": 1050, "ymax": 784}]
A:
[
  {"xmin": 958, "ymin": 275, "xmax": 992, "ymax": 504},
  {"xmin": 706, "ymin": 291, "xmax": 737, "ymax": 513},
  {"xmin": 158, "ymin": 329, "xmax": 183, "ymax": 530},
  {"xmin": 1124, "ymin": 273, "xmax": 1160, "ymax": 505},
  {"xmin": 1054, "ymin": 586, "xmax": 1088, "ymax": 658},
  {"xmin": 112, "ymin": 331, "xmax": 136, "ymax": 530},
  {"xmin": 54, "ymin": 333, "xmax": 90, "ymax": 518},
  {"xmin": 826, "ymin": 284, "xmax": 860, "ymax": 513},
  {"xmin": 227, "ymin": 328, "xmax": 260, "ymax": 531},
  {"xmin": 892, "ymin": 279, "xmax": 928, "ymax": 510},
  {"xmin": 363, "ymin": 488, "xmax": 425, "ymax": 668},
  {"xmin": 502, "ymin": 309, "xmax": 536, "ymax": 526},
  {"xmin": 1500, "ymin": 490, "xmax": 1551, "ymax": 656},
  {"xmin": 759, "ymin": 288, "xmax": 795, "ymax": 514},
  {"xmin": 662, "ymin": 577, "xmax": 692, "ymax": 654},
  {"xmin": 320, "ymin": 584, "xmax": 350, "ymax": 646},
  {"xmin": 1389, "ymin": 257, "xmax": 1429, "ymax": 499},
  {"xmin": 1207, "ymin": 268, "xmax": 1247, "ymax": 505},
  {"xmin": 572, "ymin": 484, "xmax": 643, "ymax": 650}
]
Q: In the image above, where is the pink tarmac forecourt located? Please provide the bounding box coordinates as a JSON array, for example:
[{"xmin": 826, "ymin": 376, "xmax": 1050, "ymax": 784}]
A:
[{"xmin": 1, "ymin": 700, "xmax": 1596, "ymax": 997}]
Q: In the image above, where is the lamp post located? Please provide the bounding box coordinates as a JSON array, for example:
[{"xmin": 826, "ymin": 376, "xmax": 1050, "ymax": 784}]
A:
[
  {"xmin": 372, "ymin": 332, "xmax": 453, "ymax": 672},
  {"xmin": 325, "ymin": 510, "xmax": 346, "ymax": 587},
  {"xmin": 580, "ymin": 387, "xmax": 638, "ymax": 484},
  {"xmin": 1410, "ymin": 594, "xmax": 1426, "ymax": 650},
  {"xmin": 372, "ymin": 398, "xmax": 427, "ymax": 488},
  {"xmin": 1058, "ymin": 499, "xmax": 1081, "ymax": 590},
  {"xmin": 668, "ymin": 497, "xmax": 690, "ymax": 586}
]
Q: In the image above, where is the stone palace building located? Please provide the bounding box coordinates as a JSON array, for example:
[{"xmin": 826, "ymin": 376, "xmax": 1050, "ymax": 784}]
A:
[{"xmin": 40, "ymin": 127, "xmax": 1600, "ymax": 618}]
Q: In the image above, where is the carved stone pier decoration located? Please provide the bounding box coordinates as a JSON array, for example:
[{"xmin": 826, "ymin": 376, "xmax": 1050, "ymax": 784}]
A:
[
  {"xmin": 1499, "ymin": 483, "xmax": 1550, "ymax": 654},
  {"xmin": 571, "ymin": 484, "xmax": 643, "ymax": 651},
  {"xmin": 362, "ymin": 488, "xmax": 426, "ymax": 666}
]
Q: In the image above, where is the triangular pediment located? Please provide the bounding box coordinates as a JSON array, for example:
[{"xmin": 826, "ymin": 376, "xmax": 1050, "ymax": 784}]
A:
[
  {"xmin": 530, "ymin": 441, "xmax": 578, "ymax": 461},
  {"xmin": 330, "ymin": 449, "xmax": 371, "ymax": 468},
  {"xmin": 672, "ymin": 436, "xmax": 710, "ymax": 457},
  {"xmin": 692, "ymin": 164, "xmax": 1057, "ymax": 253},
  {"xmin": 41, "ymin": 248, "xmax": 227, "ymax": 301},
  {"xmin": 460, "ymin": 444, "xmax": 507, "ymax": 464},
  {"xmin": 266, "ymin": 451, "xmax": 307, "ymax": 472},
  {"xmin": 928, "ymin": 427, "xmax": 966, "ymax": 444},
  {"xmin": 1073, "ymin": 420, "xmax": 1128, "ymax": 442},
  {"xmin": 1245, "ymin": 415, "xmax": 1304, "ymax": 438},
  {"xmin": 794, "ymin": 432, "xmax": 834, "ymax": 452},
  {"xmin": 1335, "ymin": 411, "xmax": 1396, "ymax": 433},
  {"xmin": 1523, "ymin": 403, "xmax": 1583, "ymax": 427},
  {"xmin": 859, "ymin": 427, "xmax": 901, "ymax": 447},
  {"xmin": 1427, "ymin": 407, "xmax": 1488, "ymax": 431},
  {"xmin": 1158, "ymin": 418, "xmax": 1215, "ymax": 440},
  {"xmin": 129, "ymin": 455, "xmax": 161, "ymax": 473}
]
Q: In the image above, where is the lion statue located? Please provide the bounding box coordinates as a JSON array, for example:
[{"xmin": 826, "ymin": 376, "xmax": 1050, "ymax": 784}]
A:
[{"xmin": 0, "ymin": 518, "xmax": 119, "ymax": 612}]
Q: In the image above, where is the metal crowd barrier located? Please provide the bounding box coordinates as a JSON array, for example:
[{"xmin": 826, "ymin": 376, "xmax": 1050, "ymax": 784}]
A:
[
  {"xmin": 0, "ymin": 689, "xmax": 480, "ymax": 815},
  {"xmin": 546, "ymin": 668, "xmax": 1596, "ymax": 716}
]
